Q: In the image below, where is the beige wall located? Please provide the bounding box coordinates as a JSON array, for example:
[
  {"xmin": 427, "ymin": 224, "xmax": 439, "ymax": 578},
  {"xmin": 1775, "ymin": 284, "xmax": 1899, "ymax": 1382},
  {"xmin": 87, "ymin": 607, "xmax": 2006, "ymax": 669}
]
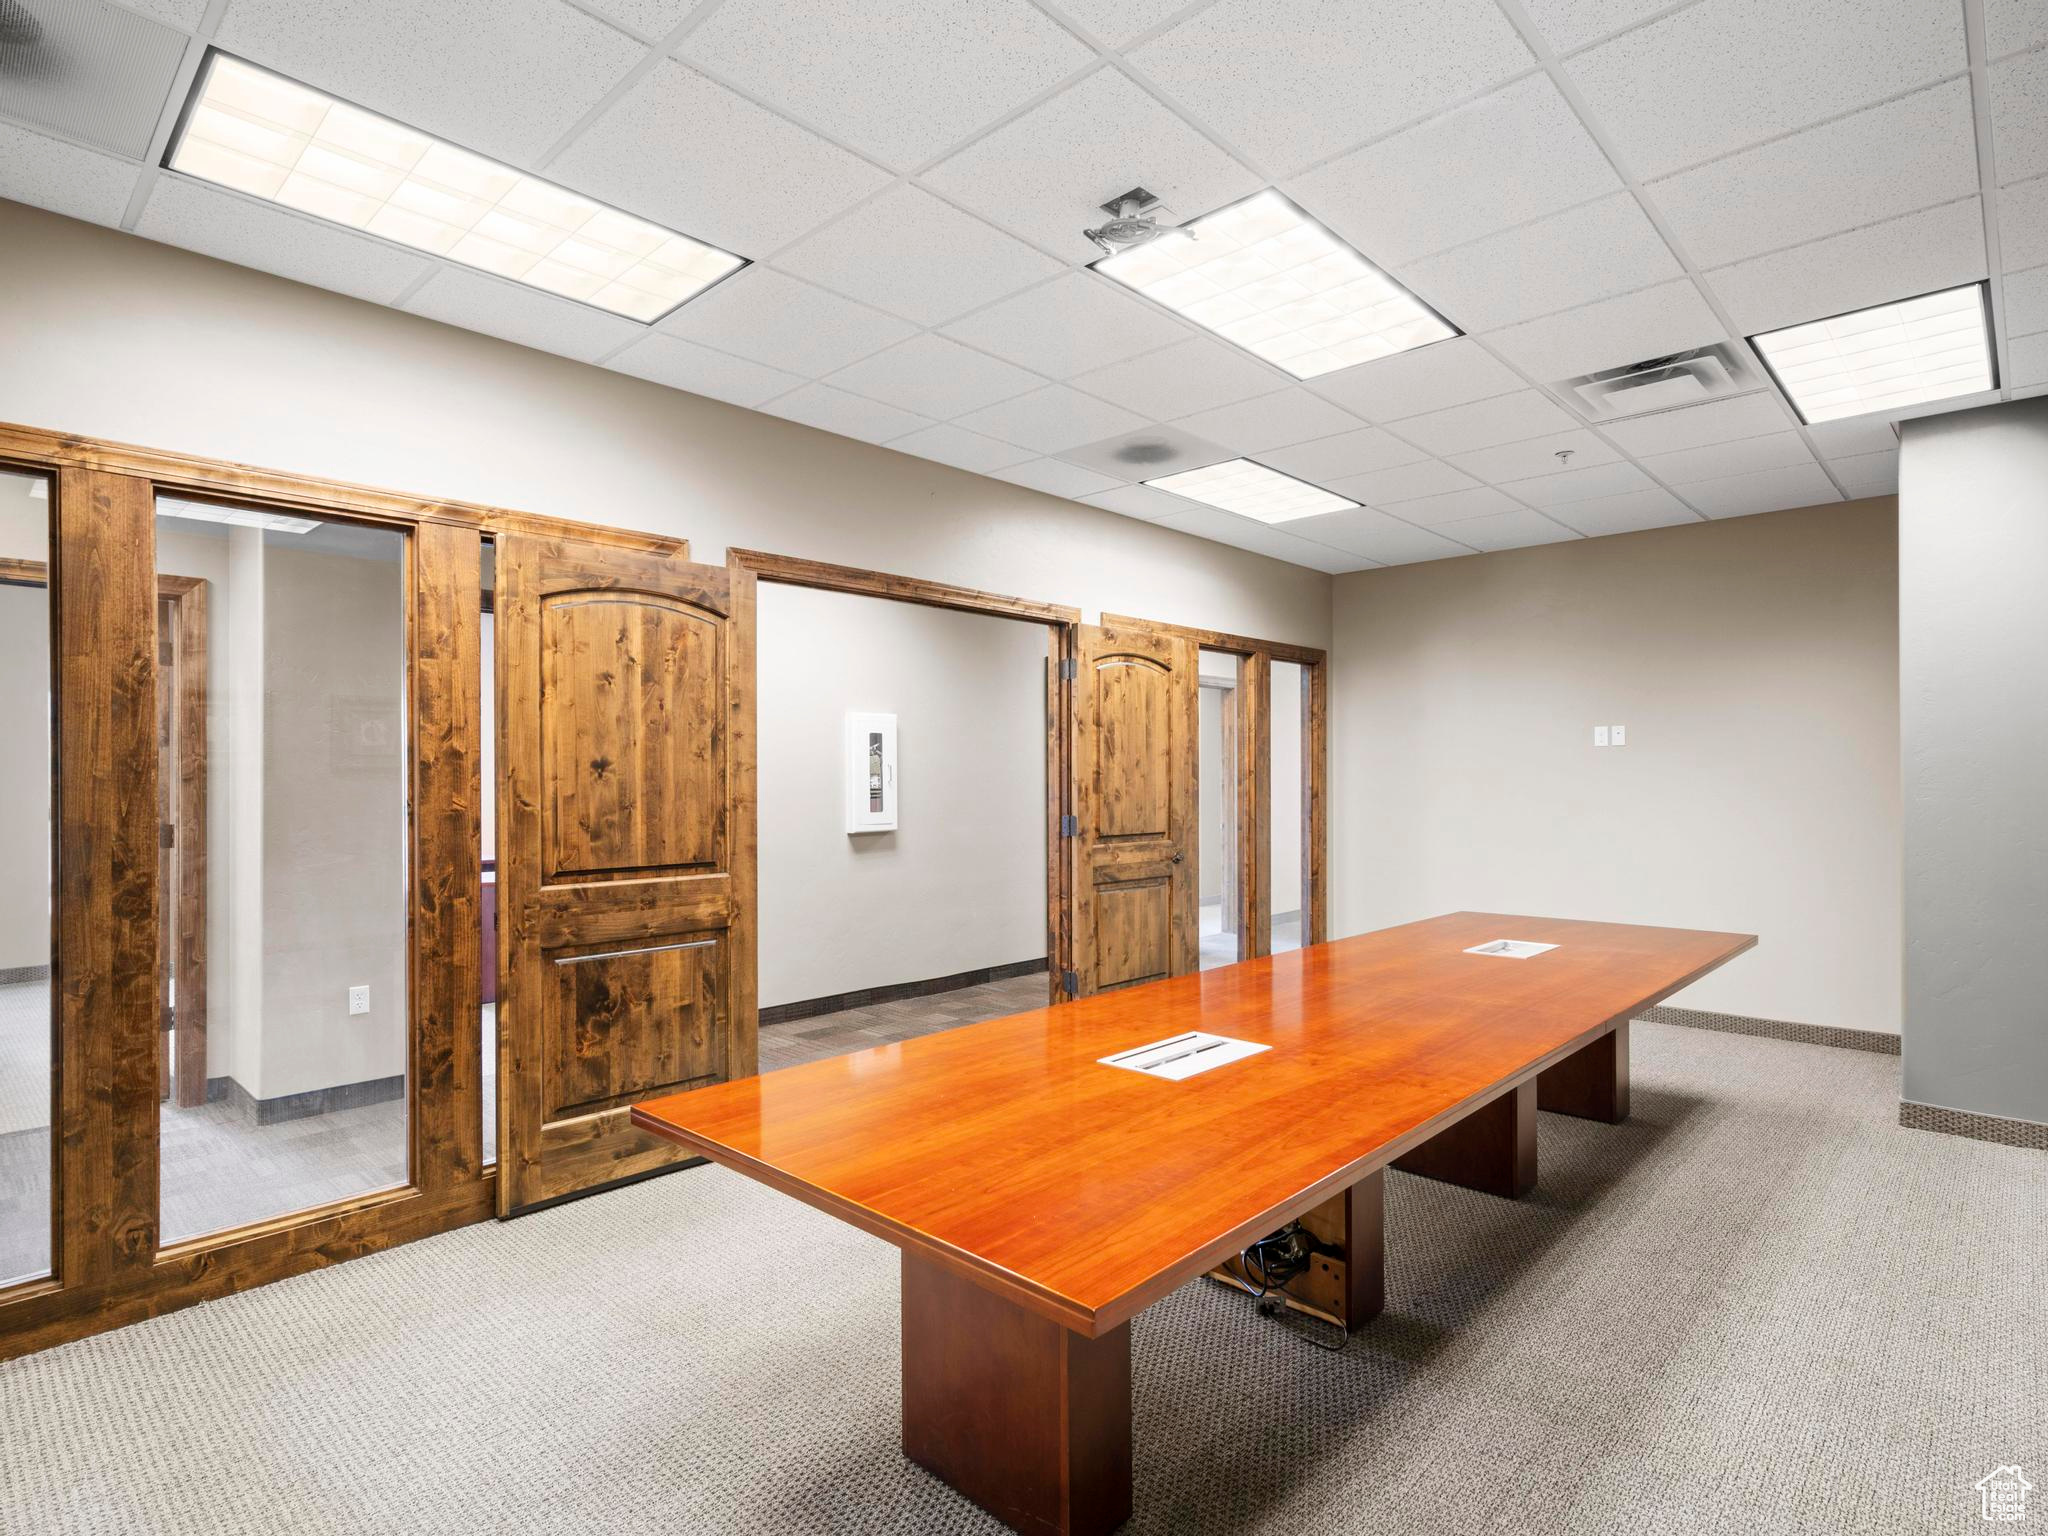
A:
[
  {"xmin": 1329, "ymin": 499, "xmax": 1901, "ymax": 1032},
  {"xmin": 0, "ymin": 580, "xmax": 48, "ymax": 975},
  {"xmin": 0, "ymin": 200, "xmax": 1330, "ymax": 651},
  {"xmin": 757, "ymin": 582, "xmax": 1046, "ymax": 1007}
]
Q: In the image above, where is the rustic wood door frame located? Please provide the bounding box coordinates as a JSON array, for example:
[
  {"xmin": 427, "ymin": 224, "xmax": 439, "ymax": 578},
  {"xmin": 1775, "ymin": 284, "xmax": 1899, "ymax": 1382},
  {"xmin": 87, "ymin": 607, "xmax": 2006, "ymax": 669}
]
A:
[
  {"xmin": 0, "ymin": 420, "xmax": 694, "ymax": 1362},
  {"xmin": 1100, "ymin": 616, "xmax": 1328, "ymax": 958},
  {"xmin": 0, "ymin": 562, "xmax": 208, "ymax": 1108},
  {"xmin": 726, "ymin": 549, "xmax": 1082, "ymax": 1007}
]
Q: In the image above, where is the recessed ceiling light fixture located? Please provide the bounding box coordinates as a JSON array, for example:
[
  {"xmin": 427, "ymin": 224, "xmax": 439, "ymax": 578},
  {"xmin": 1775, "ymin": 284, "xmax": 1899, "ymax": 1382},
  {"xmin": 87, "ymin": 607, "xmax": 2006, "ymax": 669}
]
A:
[
  {"xmin": 1749, "ymin": 283, "xmax": 1995, "ymax": 425},
  {"xmin": 164, "ymin": 51, "xmax": 746, "ymax": 323},
  {"xmin": 158, "ymin": 496, "xmax": 318, "ymax": 534},
  {"xmin": 1093, "ymin": 189, "xmax": 1457, "ymax": 380},
  {"xmin": 1145, "ymin": 459, "xmax": 1359, "ymax": 524}
]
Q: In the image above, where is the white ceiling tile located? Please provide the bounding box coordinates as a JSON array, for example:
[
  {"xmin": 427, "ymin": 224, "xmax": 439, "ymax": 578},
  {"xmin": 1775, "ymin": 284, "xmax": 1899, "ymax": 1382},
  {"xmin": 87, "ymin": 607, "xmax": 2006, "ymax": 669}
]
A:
[
  {"xmin": 1281, "ymin": 507, "xmax": 1476, "ymax": 564},
  {"xmin": 1648, "ymin": 79, "xmax": 1978, "ymax": 269},
  {"xmin": 1071, "ymin": 337, "xmax": 1284, "ymax": 419},
  {"xmin": 137, "ymin": 176, "xmax": 432, "ymax": 304},
  {"xmin": 1379, "ymin": 485, "xmax": 1527, "ymax": 526},
  {"xmin": 2010, "ymin": 331, "xmax": 2048, "ymax": 387},
  {"xmin": 402, "ymin": 267, "xmax": 644, "ymax": 362},
  {"xmin": 1307, "ymin": 337, "xmax": 1522, "ymax": 422},
  {"xmin": 2002, "ymin": 175, "xmax": 2048, "ymax": 270},
  {"xmin": 1639, "ymin": 431, "xmax": 1816, "ymax": 484},
  {"xmin": 1992, "ymin": 46, "xmax": 2048, "ymax": 184},
  {"xmin": 953, "ymin": 384, "xmax": 1149, "ymax": 452},
  {"xmin": 1129, "ymin": 0, "xmax": 1530, "ymax": 179},
  {"xmin": 1483, "ymin": 280, "xmax": 1726, "ymax": 382},
  {"xmin": 1500, "ymin": 460, "xmax": 1654, "ymax": 508},
  {"xmin": 1169, "ymin": 389, "xmax": 1364, "ymax": 453},
  {"xmin": 1326, "ymin": 458, "xmax": 1478, "ymax": 506},
  {"xmin": 0, "ymin": 123, "xmax": 140, "ymax": 229},
  {"xmin": 1401, "ymin": 193, "xmax": 1682, "ymax": 332},
  {"xmin": 994, "ymin": 458, "xmax": 1126, "ymax": 498},
  {"xmin": 763, "ymin": 382, "xmax": 931, "ymax": 444},
  {"xmin": 1545, "ymin": 487, "xmax": 1700, "ymax": 536},
  {"xmin": 577, "ymin": 0, "xmax": 709, "ymax": 41},
  {"xmin": 681, "ymin": 0, "xmax": 1091, "ymax": 171},
  {"xmin": 1043, "ymin": 0, "xmax": 1191, "ymax": 48},
  {"xmin": 657, "ymin": 267, "xmax": 915, "ymax": 374},
  {"xmin": 1564, "ymin": 0, "xmax": 1966, "ymax": 181},
  {"xmin": 1393, "ymin": 389, "xmax": 1581, "ymax": 455},
  {"xmin": 1151, "ymin": 505, "xmax": 1371, "ymax": 570},
  {"xmin": 1288, "ymin": 75, "xmax": 1619, "ymax": 269},
  {"xmin": 886, "ymin": 423, "xmax": 1036, "ymax": 474},
  {"xmin": 939, "ymin": 273, "xmax": 1188, "ymax": 378},
  {"xmin": 1705, "ymin": 197, "xmax": 1986, "ymax": 335},
  {"xmin": 774, "ymin": 185, "xmax": 1063, "ymax": 326},
  {"xmin": 1433, "ymin": 507, "xmax": 1580, "ymax": 550},
  {"xmin": 1675, "ymin": 461, "xmax": 1843, "ymax": 517},
  {"xmin": 1986, "ymin": 0, "xmax": 2048, "ymax": 59},
  {"xmin": 826, "ymin": 333, "xmax": 1043, "ymax": 418},
  {"xmin": 2005, "ymin": 265, "xmax": 2048, "ymax": 337},
  {"xmin": 1830, "ymin": 450, "xmax": 1900, "ymax": 497},
  {"xmin": 1080, "ymin": 485, "xmax": 1200, "ymax": 520},
  {"xmin": 1261, "ymin": 428, "xmax": 1429, "ymax": 483},
  {"xmin": 1804, "ymin": 416, "xmax": 1899, "ymax": 457},
  {"xmin": 922, "ymin": 67, "xmax": 1261, "ymax": 257},
  {"xmin": 120, "ymin": 0, "xmax": 211, "ymax": 26},
  {"xmin": 548, "ymin": 60, "xmax": 891, "ymax": 257},
  {"xmin": 1448, "ymin": 429, "xmax": 1621, "ymax": 484},
  {"xmin": 216, "ymin": 0, "xmax": 644, "ymax": 164},
  {"xmin": 1520, "ymin": 0, "xmax": 1679, "ymax": 54},
  {"xmin": 604, "ymin": 332, "xmax": 803, "ymax": 406},
  {"xmin": 1600, "ymin": 392, "xmax": 1797, "ymax": 455}
]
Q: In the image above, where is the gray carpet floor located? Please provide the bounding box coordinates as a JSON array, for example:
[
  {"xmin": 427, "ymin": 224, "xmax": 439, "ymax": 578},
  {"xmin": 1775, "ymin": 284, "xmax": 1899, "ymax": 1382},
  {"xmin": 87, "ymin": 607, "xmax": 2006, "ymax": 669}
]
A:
[{"xmin": 1, "ymin": 1021, "xmax": 2043, "ymax": 1535}]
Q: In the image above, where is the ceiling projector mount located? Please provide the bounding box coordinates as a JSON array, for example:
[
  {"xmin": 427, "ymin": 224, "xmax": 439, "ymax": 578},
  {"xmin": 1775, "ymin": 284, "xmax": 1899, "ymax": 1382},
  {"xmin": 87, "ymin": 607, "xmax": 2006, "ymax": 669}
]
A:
[{"xmin": 1084, "ymin": 187, "xmax": 1178, "ymax": 257}]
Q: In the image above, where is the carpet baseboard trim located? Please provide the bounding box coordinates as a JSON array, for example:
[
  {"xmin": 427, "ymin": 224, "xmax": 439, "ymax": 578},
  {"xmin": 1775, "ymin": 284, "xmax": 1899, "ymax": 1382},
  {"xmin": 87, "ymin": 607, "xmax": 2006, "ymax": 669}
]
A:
[
  {"xmin": 0, "ymin": 964, "xmax": 49, "ymax": 986},
  {"xmin": 205, "ymin": 1073, "xmax": 407, "ymax": 1125},
  {"xmin": 1637, "ymin": 1004, "xmax": 1900, "ymax": 1056},
  {"xmin": 760, "ymin": 958, "xmax": 1048, "ymax": 1026},
  {"xmin": 1899, "ymin": 1100, "xmax": 2048, "ymax": 1151}
]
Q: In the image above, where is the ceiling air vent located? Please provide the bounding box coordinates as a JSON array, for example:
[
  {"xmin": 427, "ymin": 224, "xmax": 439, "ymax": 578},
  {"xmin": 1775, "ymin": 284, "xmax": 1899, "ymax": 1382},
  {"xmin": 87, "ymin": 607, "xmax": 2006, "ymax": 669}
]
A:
[{"xmin": 1559, "ymin": 344, "xmax": 1761, "ymax": 423}]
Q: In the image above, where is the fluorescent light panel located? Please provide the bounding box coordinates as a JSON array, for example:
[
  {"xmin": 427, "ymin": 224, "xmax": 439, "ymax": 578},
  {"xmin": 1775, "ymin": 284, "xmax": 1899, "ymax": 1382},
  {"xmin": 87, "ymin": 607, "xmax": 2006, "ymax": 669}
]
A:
[
  {"xmin": 1146, "ymin": 459, "xmax": 1358, "ymax": 524},
  {"xmin": 1095, "ymin": 189, "xmax": 1457, "ymax": 380},
  {"xmin": 1751, "ymin": 284, "xmax": 1995, "ymax": 425},
  {"xmin": 165, "ymin": 52, "xmax": 745, "ymax": 323},
  {"xmin": 159, "ymin": 497, "xmax": 319, "ymax": 534}
]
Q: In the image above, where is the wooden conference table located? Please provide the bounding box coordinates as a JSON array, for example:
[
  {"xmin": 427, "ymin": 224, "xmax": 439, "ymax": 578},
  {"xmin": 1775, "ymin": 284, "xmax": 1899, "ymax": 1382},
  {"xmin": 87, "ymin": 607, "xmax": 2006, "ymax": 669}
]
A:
[{"xmin": 634, "ymin": 912, "xmax": 1754, "ymax": 1535}]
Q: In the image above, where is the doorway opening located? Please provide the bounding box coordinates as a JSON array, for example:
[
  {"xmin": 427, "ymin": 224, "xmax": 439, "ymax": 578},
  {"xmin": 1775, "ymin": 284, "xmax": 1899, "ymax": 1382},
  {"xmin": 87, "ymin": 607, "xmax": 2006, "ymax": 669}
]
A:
[{"xmin": 1198, "ymin": 650, "xmax": 1244, "ymax": 971}]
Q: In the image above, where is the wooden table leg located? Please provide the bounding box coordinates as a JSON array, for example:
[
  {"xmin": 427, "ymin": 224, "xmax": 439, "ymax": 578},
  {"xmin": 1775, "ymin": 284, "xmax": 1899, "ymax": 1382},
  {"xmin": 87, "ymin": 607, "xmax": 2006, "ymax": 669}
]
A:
[
  {"xmin": 901, "ymin": 1252, "xmax": 1132, "ymax": 1536},
  {"xmin": 1393, "ymin": 1080, "xmax": 1537, "ymax": 1199},
  {"xmin": 1537, "ymin": 1021, "xmax": 1630, "ymax": 1123},
  {"xmin": 1337, "ymin": 1168, "xmax": 1385, "ymax": 1329}
]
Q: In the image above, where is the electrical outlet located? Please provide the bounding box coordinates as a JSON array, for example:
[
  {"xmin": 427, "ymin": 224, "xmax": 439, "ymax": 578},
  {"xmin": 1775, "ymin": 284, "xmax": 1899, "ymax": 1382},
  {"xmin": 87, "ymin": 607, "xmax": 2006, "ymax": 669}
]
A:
[
  {"xmin": 1593, "ymin": 726, "xmax": 1609, "ymax": 747},
  {"xmin": 348, "ymin": 985, "xmax": 369, "ymax": 1016}
]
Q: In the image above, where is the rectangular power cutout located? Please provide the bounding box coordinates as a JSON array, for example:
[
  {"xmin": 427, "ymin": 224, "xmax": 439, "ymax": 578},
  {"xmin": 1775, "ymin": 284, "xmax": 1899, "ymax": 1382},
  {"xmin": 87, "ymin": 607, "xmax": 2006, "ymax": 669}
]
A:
[
  {"xmin": 1100, "ymin": 1032, "xmax": 1270, "ymax": 1081},
  {"xmin": 1464, "ymin": 939, "xmax": 1558, "ymax": 959}
]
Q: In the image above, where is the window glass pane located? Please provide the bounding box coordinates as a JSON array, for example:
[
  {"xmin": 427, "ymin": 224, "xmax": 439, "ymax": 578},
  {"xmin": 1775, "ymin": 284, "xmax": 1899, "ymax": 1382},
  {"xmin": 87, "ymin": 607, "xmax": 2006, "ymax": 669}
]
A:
[
  {"xmin": 1198, "ymin": 650, "xmax": 1242, "ymax": 970},
  {"xmin": 0, "ymin": 469, "xmax": 52, "ymax": 1286},
  {"xmin": 1269, "ymin": 660, "xmax": 1305, "ymax": 956},
  {"xmin": 155, "ymin": 498, "xmax": 409, "ymax": 1242}
]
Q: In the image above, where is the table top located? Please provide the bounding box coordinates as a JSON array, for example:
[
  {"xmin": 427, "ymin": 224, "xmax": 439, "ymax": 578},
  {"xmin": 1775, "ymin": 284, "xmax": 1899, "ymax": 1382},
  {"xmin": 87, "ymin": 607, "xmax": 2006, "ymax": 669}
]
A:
[{"xmin": 634, "ymin": 912, "xmax": 1754, "ymax": 1335}]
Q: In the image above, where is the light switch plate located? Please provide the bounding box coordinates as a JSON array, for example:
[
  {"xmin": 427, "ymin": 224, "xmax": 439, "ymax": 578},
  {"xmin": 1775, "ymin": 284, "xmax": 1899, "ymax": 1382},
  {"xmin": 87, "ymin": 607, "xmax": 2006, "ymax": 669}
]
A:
[{"xmin": 1611, "ymin": 724, "xmax": 1626, "ymax": 746}]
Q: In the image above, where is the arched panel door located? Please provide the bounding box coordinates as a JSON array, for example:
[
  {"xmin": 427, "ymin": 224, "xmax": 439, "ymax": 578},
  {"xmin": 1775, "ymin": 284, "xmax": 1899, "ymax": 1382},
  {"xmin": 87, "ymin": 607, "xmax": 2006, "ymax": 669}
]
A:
[
  {"xmin": 495, "ymin": 534, "xmax": 755, "ymax": 1216},
  {"xmin": 1069, "ymin": 623, "xmax": 1197, "ymax": 994}
]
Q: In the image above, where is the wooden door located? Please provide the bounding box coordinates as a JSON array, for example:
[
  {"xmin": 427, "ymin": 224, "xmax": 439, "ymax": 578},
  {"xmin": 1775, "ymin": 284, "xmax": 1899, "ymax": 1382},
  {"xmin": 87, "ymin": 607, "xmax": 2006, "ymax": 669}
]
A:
[
  {"xmin": 1068, "ymin": 623, "xmax": 1197, "ymax": 994},
  {"xmin": 495, "ymin": 534, "xmax": 756, "ymax": 1216}
]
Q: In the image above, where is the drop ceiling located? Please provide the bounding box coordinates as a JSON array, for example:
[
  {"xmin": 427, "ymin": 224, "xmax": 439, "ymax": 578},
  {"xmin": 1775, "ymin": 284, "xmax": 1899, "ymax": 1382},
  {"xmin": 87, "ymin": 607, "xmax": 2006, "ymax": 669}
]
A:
[{"xmin": 2, "ymin": 0, "xmax": 2044, "ymax": 574}]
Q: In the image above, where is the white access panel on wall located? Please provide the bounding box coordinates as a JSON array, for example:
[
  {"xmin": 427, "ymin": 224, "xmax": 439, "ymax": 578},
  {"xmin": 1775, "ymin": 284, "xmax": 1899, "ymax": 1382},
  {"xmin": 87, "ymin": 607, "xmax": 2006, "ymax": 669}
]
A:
[{"xmin": 846, "ymin": 711, "xmax": 897, "ymax": 834}]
